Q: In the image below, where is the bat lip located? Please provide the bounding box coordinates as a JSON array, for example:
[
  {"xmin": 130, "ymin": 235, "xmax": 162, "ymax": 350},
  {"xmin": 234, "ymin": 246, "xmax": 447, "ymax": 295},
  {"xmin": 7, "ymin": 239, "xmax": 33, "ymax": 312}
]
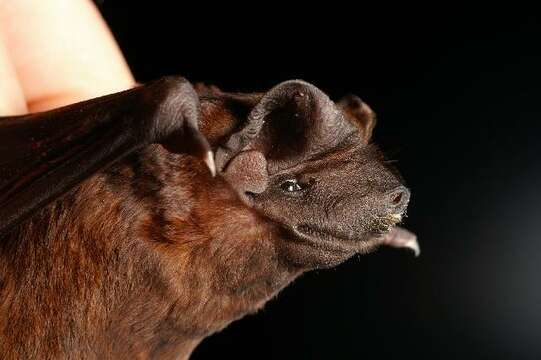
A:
[
  {"xmin": 291, "ymin": 223, "xmax": 393, "ymax": 255},
  {"xmin": 291, "ymin": 211, "xmax": 410, "ymax": 256}
]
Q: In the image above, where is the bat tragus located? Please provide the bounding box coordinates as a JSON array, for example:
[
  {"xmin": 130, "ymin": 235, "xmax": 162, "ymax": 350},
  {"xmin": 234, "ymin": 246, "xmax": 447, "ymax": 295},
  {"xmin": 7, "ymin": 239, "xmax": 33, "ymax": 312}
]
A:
[{"xmin": 0, "ymin": 76, "xmax": 418, "ymax": 359}]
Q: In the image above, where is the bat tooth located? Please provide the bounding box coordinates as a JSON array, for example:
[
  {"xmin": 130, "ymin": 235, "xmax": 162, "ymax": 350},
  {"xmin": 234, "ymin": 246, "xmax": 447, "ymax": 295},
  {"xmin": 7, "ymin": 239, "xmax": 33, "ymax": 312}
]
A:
[{"xmin": 204, "ymin": 150, "xmax": 216, "ymax": 177}]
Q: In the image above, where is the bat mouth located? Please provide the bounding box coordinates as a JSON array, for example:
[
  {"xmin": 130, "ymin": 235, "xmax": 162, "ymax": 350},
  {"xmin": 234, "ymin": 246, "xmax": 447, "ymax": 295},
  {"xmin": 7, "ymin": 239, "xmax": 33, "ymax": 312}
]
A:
[
  {"xmin": 296, "ymin": 213, "xmax": 402, "ymax": 242},
  {"xmin": 292, "ymin": 212, "xmax": 418, "ymax": 256},
  {"xmin": 368, "ymin": 213, "xmax": 404, "ymax": 237}
]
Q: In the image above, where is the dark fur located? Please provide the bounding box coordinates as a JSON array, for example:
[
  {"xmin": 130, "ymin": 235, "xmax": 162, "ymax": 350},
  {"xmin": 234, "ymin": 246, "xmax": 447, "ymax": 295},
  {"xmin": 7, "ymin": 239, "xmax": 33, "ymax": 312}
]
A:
[{"xmin": 0, "ymin": 79, "xmax": 409, "ymax": 359}]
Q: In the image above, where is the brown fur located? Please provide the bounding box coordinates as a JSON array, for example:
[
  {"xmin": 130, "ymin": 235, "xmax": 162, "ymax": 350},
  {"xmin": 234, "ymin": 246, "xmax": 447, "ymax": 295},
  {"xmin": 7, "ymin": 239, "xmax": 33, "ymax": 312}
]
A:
[{"xmin": 0, "ymin": 147, "xmax": 300, "ymax": 359}]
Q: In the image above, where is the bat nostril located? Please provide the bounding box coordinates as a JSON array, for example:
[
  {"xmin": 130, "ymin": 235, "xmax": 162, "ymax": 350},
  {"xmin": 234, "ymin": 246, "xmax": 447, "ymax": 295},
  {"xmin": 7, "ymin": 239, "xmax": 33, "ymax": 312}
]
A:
[
  {"xmin": 392, "ymin": 192, "xmax": 403, "ymax": 205},
  {"xmin": 387, "ymin": 186, "xmax": 410, "ymax": 213}
]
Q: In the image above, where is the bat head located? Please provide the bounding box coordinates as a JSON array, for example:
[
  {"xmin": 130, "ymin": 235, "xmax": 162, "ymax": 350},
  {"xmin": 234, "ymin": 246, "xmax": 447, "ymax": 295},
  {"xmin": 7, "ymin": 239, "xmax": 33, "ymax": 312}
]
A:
[{"xmin": 203, "ymin": 80, "xmax": 414, "ymax": 268}]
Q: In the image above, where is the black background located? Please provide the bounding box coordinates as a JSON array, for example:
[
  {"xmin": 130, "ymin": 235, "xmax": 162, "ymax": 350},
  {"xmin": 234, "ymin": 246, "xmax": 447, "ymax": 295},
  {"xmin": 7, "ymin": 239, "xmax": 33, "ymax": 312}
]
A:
[{"xmin": 98, "ymin": 4, "xmax": 541, "ymax": 359}]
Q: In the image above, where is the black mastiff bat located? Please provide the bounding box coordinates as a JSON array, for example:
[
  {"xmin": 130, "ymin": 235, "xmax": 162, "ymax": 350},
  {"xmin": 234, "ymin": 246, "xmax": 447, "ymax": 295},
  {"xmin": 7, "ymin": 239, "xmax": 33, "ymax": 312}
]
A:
[{"xmin": 0, "ymin": 76, "xmax": 418, "ymax": 359}]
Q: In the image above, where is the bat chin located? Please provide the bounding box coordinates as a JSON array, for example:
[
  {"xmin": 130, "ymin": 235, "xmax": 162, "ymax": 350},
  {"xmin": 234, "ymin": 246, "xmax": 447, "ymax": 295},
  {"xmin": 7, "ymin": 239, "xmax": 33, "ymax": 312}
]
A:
[{"xmin": 285, "ymin": 213, "xmax": 419, "ymax": 268}]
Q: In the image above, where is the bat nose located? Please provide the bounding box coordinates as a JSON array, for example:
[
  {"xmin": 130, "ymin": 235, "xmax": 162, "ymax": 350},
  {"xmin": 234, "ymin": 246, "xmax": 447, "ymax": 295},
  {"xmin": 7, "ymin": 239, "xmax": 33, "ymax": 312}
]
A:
[{"xmin": 387, "ymin": 186, "xmax": 410, "ymax": 214}]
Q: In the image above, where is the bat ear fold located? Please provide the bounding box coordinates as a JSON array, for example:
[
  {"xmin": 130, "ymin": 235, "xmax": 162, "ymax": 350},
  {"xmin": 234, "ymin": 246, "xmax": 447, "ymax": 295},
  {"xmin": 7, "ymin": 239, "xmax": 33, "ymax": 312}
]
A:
[
  {"xmin": 222, "ymin": 150, "xmax": 269, "ymax": 204},
  {"xmin": 338, "ymin": 95, "xmax": 377, "ymax": 144},
  {"xmin": 216, "ymin": 80, "xmax": 357, "ymax": 174}
]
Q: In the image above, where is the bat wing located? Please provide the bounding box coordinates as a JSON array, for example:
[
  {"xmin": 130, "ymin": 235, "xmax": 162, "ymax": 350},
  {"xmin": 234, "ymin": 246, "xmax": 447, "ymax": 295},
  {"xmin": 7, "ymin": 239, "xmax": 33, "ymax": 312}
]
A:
[{"xmin": 0, "ymin": 76, "xmax": 213, "ymax": 237}]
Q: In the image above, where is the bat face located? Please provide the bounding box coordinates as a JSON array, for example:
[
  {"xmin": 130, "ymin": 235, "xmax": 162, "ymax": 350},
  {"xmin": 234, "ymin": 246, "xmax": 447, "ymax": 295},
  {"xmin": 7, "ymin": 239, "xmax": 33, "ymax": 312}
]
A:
[
  {"xmin": 212, "ymin": 81, "xmax": 413, "ymax": 268},
  {"xmin": 248, "ymin": 142, "xmax": 410, "ymax": 268}
]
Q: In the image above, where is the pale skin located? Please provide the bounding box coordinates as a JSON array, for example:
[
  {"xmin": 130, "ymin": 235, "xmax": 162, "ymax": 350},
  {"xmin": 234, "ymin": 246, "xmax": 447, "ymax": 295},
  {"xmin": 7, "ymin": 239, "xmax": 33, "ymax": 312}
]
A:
[{"xmin": 0, "ymin": 0, "xmax": 134, "ymax": 116}]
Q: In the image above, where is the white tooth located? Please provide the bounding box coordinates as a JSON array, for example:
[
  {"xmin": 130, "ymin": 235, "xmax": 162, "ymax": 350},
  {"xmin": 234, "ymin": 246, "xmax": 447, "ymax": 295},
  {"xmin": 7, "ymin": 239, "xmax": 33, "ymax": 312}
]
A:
[
  {"xmin": 404, "ymin": 238, "xmax": 421, "ymax": 257},
  {"xmin": 204, "ymin": 150, "xmax": 216, "ymax": 177}
]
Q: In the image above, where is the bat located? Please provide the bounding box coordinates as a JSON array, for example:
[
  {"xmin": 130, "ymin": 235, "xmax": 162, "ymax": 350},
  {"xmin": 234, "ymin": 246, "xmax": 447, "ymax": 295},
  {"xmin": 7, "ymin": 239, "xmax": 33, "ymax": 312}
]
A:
[{"xmin": 0, "ymin": 76, "xmax": 418, "ymax": 359}]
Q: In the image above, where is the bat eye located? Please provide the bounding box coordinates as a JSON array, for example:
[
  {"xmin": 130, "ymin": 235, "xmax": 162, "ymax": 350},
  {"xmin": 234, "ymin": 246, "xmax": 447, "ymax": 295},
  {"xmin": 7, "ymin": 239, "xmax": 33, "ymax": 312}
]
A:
[
  {"xmin": 281, "ymin": 179, "xmax": 302, "ymax": 192},
  {"xmin": 280, "ymin": 178, "xmax": 314, "ymax": 193}
]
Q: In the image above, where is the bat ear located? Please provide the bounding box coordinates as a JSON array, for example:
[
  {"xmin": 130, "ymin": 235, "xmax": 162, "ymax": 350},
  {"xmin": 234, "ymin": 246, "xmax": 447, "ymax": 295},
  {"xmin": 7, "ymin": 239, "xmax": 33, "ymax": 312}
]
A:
[
  {"xmin": 338, "ymin": 94, "xmax": 377, "ymax": 144},
  {"xmin": 216, "ymin": 80, "xmax": 357, "ymax": 174}
]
